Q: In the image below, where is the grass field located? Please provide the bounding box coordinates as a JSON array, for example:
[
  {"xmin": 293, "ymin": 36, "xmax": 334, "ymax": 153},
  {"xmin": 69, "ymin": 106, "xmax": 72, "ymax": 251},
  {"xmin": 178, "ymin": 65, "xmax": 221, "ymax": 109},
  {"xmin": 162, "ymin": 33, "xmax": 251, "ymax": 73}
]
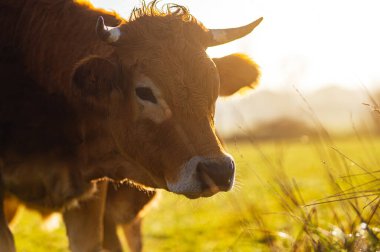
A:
[{"xmin": 12, "ymin": 135, "xmax": 380, "ymax": 251}]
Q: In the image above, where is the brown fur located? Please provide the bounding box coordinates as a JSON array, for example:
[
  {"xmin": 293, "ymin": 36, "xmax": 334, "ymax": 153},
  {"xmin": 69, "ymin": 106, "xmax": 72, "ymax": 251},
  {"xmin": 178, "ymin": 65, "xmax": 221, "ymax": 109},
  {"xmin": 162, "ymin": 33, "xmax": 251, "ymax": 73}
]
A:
[
  {"xmin": 0, "ymin": 47, "xmax": 258, "ymax": 251},
  {"xmin": 0, "ymin": 0, "xmax": 261, "ymax": 251},
  {"xmin": 8, "ymin": 0, "xmax": 119, "ymax": 94},
  {"xmin": 0, "ymin": 0, "xmax": 245, "ymax": 196},
  {"xmin": 1, "ymin": 50, "xmax": 258, "ymax": 251},
  {"xmin": 0, "ymin": 0, "xmax": 219, "ymax": 189},
  {"xmin": 0, "ymin": 53, "xmax": 92, "ymax": 209},
  {"xmin": 103, "ymin": 184, "xmax": 156, "ymax": 252},
  {"xmin": 214, "ymin": 53, "xmax": 261, "ymax": 96}
]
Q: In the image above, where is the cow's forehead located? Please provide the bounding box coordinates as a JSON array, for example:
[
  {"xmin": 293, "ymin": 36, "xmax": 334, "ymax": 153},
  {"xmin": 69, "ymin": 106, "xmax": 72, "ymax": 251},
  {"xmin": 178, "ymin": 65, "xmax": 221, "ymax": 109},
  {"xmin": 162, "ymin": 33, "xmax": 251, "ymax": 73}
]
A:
[
  {"xmin": 140, "ymin": 49, "xmax": 219, "ymax": 110},
  {"xmin": 118, "ymin": 41, "xmax": 218, "ymax": 89}
]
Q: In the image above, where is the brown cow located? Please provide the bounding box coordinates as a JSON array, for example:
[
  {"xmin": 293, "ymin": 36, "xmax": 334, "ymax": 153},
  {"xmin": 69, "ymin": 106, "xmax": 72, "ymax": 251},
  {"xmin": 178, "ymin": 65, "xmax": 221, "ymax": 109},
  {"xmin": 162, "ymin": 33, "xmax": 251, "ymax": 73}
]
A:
[
  {"xmin": 2, "ymin": 52, "xmax": 260, "ymax": 252},
  {"xmin": 0, "ymin": 25, "xmax": 260, "ymax": 250},
  {"xmin": 0, "ymin": 0, "xmax": 262, "ymax": 251},
  {"xmin": 0, "ymin": 43, "xmax": 157, "ymax": 252}
]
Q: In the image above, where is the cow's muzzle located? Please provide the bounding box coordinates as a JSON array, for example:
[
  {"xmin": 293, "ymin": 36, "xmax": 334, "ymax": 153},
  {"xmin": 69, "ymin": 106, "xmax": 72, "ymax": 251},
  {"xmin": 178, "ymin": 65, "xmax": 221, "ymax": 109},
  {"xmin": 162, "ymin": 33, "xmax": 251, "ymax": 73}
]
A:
[{"xmin": 166, "ymin": 155, "xmax": 235, "ymax": 199}]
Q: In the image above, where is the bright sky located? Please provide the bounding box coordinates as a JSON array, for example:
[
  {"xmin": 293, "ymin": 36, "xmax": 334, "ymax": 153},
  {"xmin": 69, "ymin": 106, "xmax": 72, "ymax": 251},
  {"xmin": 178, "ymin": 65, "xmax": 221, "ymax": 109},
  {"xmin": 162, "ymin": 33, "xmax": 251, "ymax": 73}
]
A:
[{"xmin": 89, "ymin": 0, "xmax": 380, "ymax": 92}]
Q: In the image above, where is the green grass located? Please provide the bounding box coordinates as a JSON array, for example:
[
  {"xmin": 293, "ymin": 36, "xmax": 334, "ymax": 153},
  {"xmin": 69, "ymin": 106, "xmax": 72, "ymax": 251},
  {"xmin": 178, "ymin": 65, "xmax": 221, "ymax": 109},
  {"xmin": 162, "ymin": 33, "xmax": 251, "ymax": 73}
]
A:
[
  {"xmin": 12, "ymin": 136, "xmax": 380, "ymax": 251},
  {"xmin": 12, "ymin": 210, "xmax": 68, "ymax": 252}
]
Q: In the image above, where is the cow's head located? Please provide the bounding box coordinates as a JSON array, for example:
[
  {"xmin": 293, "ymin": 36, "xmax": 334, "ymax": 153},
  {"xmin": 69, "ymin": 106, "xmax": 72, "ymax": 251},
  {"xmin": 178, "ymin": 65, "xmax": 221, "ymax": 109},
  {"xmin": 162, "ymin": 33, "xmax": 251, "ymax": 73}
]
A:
[{"xmin": 72, "ymin": 4, "xmax": 262, "ymax": 198}]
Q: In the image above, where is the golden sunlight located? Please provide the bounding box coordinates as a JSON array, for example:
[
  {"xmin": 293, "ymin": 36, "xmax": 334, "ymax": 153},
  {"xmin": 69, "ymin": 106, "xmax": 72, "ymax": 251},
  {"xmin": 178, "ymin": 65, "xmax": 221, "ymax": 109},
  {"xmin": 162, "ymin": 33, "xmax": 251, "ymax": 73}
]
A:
[
  {"xmin": 89, "ymin": 0, "xmax": 380, "ymax": 92},
  {"xmin": 7, "ymin": 2, "xmax": 380, "ymax": 251}
]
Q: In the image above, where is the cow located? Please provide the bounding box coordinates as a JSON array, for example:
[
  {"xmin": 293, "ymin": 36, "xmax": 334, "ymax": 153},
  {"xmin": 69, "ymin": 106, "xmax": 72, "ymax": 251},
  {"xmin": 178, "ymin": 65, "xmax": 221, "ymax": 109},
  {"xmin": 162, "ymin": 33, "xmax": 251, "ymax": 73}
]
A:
[
  {"xmin": 0, "ymin": 43, "xmax": 159, "ymax": 252},
  {"xmin": 0, "ymin": 0, "xmax": 262, "ymax": 251},
  {"xmin": 1, "ymin": 51, "xmax": 260, "ymax": 251}
]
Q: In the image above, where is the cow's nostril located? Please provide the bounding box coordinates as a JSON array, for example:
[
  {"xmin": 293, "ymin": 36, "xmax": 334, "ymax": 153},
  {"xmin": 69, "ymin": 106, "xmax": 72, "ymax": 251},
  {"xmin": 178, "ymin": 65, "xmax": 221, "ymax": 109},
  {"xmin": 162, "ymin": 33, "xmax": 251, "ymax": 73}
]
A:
[
  {"xmin": 196, "ymin": 163, "xmax": 211, "ymax": 192},
  {"xmin": 196, "ymin": 158, "xmax": 235, "ymax": 195}
]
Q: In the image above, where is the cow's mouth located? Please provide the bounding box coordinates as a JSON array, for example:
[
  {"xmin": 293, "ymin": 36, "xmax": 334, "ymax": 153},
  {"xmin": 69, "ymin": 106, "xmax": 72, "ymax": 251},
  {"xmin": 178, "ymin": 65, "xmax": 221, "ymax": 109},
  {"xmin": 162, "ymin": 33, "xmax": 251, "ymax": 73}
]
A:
[
  {"xmin": 183, "ymin": 190, "xmax": 216, "ymax": 199},
  {"xmin": 166, "ymin": 155, "xmax": 235, "ymax": 199}
]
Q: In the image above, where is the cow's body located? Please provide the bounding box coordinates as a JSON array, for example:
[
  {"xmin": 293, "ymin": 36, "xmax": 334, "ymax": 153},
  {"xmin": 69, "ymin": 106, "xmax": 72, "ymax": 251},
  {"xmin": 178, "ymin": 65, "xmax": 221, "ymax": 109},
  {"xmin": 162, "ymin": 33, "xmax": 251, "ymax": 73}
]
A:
[
  {"xmin": 0, "ymin": 1, "xmax": 160, "ymax": 211},
  {"xmin": 1, "ymin": 0, "xmax": 116, "ymax": 94},
  {"xmin": 0, "ymin": 0, "xmax": 262, "ymax": 251},
  {"xmin": 0, "ymin": 45, "xmax": 154, "ymax": 251},
  {"xmin": 0, "ymin": 52, "xmax": 92, "ymax": 209}
]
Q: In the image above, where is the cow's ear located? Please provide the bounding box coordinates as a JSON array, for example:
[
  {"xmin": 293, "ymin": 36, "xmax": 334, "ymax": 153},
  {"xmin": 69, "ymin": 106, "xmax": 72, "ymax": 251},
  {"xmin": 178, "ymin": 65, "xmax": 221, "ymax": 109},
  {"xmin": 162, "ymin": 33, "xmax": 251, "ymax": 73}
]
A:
[
  {"xmin": 213, "ymin": 54, "xmax": 260, "ymax": 97},
  {"xmin": 72, "ymin": 56, "xmax": 119, "ymax": 98}
]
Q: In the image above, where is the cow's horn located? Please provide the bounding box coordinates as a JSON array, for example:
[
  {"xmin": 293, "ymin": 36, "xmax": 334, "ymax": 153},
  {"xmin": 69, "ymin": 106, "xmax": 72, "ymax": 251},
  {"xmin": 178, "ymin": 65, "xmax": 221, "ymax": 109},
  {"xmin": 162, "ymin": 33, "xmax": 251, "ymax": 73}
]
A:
[
  {"xmin": 207, "ymin": 17, "xmax": 263, "ymax": 47},
  {"xmin": 96, "ymin": 16, "xmax": 122, "ymax": 43}
]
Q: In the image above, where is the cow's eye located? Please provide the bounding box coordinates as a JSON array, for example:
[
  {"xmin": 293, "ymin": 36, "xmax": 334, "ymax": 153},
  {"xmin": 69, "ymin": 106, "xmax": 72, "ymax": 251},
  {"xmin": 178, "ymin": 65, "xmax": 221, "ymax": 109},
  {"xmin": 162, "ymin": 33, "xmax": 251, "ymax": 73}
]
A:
[{"xmin": 135, "ymin": 87, "xmax": 157, "ymax": 104}]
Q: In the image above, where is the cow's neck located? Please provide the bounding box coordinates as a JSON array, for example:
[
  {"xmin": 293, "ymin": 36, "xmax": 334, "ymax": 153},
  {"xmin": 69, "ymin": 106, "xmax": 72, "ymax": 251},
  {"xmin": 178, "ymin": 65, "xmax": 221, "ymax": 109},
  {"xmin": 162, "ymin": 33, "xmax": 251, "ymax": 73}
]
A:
[
  {"xmin": 76, "ymin": 111, "xmax": 159, "ymax": 188},
  {"xmin": 13, "ymin": 0, "xmax": 121, "ymax": 95}
]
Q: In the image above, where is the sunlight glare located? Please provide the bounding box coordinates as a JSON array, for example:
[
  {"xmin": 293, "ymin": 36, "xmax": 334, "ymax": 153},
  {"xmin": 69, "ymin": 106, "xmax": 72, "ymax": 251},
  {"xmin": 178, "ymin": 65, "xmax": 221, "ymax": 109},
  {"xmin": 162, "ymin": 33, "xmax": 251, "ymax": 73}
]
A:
[{"xmin": 89, "ymin": 0, "xmax": 380, "ymax": 91}]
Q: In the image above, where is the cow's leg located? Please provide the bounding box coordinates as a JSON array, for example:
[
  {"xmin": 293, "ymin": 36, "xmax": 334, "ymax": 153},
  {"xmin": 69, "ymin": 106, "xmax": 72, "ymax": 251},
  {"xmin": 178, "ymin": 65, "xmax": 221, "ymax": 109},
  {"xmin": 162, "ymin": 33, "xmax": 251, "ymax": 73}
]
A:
[
  {"xmin": 4, "ymin": 194, "xmax": 20, "ymax": 224},
  {"xmin": 0, "ymin": 201, "xmax": 15, "ymax": 252},
  {"xmin": 63, "ymin": 180, "xmax": 108, "ymax": 252},
  {"xmin": 122, "ymin": 217, "xmax": 143, "ymax": 252},
  {"xmin": 104, "ymin": 184, "xmax": 156, "ymax": 252},
  {"xmin": 0, "ymin": 174, "xmax": 16, "ymax": 252},
  {"xmin": 103, "ymin": 213, "xmax": 122, "ymax": 252}
]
